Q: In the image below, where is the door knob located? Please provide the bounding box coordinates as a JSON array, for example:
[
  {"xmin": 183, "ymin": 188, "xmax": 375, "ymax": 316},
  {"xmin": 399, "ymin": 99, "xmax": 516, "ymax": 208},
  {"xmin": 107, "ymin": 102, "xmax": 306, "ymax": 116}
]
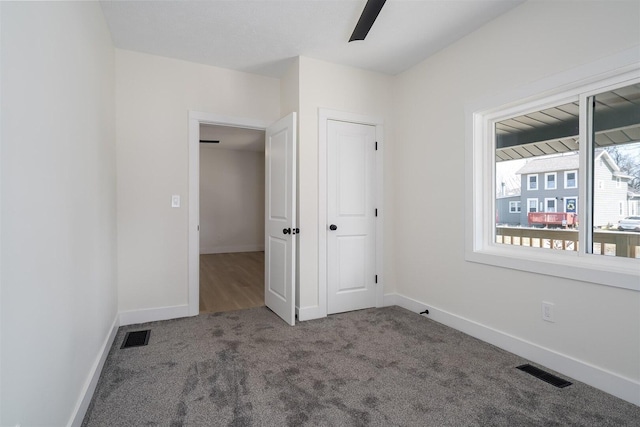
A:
[{"xmin": 329, "ymin": 224, "xmax": 337, "ymax": 231}]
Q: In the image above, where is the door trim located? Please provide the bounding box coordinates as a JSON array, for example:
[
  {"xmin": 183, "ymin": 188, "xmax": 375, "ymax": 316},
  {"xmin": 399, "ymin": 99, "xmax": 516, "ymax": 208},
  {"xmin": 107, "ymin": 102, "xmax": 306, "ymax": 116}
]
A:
[
  {"xmin": 187, "ymin": 111, "xmax": 271, "ymax": 316},
  {"xmin": 318, "ymin": 109, "xmax": 384, "ymax": 318}
]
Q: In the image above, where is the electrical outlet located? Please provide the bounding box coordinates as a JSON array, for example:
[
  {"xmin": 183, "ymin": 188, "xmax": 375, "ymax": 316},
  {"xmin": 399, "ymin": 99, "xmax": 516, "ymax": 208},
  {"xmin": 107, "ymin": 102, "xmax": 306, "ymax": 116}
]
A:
[{"xmin": 542, "ymin": 301, "xmax": 555, "ymax": 322}]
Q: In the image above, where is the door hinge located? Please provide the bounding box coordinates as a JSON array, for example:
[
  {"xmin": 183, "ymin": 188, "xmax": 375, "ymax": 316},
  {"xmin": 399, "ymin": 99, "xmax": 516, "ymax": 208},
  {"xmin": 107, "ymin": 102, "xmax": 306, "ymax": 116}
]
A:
[
  {"xmin": 375, "ymin": 141, "xmax": 378, "ymax": 151},
  {"xmin": 375, "ymin": 208, "xmax": 378, "ymax": 217},
  {"xmin": 375, "ymin": 275, "xmax": 378, "ymax": 284},
  {"xmin": 197, "ymin": 225, "xmax": 200, "ymax": 231}
]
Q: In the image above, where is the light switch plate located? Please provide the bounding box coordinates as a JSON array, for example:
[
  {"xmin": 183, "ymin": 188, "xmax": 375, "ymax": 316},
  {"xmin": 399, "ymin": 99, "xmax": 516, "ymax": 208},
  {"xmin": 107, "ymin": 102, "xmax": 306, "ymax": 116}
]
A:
[{"xmin": 171, "ymin": 195, "xmax": 180, "ymax": 208}]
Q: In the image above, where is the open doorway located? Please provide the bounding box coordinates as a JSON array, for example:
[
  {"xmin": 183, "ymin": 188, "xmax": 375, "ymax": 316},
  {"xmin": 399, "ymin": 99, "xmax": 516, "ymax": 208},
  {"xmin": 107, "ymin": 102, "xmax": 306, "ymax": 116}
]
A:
[{"xmin": 198, "ymin": 124, "xmax": 266, "ymax": 314}]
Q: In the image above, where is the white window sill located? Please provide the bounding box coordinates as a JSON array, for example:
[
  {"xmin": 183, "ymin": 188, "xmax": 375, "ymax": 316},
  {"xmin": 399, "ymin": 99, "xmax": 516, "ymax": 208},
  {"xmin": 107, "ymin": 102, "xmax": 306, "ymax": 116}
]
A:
[{"xmin": 466, "ymin": 246, "xmax": 639, "ymax": 292}]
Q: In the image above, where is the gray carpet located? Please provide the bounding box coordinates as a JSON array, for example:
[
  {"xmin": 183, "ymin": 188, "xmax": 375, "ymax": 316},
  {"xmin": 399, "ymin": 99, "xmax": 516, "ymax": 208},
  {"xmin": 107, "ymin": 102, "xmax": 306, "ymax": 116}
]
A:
[{"xmin": 82, "ymin": 306, "xmax": 640, "ymax": 426}]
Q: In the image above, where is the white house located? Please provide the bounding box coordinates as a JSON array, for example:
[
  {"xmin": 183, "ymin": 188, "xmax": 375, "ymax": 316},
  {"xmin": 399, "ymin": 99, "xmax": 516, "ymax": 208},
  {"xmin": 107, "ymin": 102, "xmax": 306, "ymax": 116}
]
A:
[{"xmin": 1, "ymin": 2, "xmax": 639, "ymax": 426}]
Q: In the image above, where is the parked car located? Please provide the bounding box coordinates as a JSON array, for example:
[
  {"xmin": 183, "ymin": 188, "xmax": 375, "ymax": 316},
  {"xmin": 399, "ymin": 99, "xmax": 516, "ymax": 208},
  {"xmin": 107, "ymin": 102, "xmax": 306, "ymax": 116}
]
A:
[{"xmin": 618, "ymin": 216, "xmax": 640, "ymax": 231}]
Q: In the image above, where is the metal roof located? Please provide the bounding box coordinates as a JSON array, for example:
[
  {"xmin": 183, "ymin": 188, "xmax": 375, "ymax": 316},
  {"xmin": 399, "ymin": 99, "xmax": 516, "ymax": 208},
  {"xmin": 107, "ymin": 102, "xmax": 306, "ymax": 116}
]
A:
[
  {"xmin": 515, "ymin": 154, "xmax": 579, "ymax": 174},
  {"xmin": 496, "ymin": 83, "xmax": 640, "ymax": 162}
]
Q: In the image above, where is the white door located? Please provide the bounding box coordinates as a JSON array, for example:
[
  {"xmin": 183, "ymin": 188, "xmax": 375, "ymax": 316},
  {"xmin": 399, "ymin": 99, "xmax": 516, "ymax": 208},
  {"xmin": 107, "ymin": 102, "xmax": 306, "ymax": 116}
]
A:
[
  {"xmin": 327, "ymin": 120, "xmax": 376, "ymax": 314},
  {"xmin": 265, "ymin": 113, "xmax": 297, "ymax": 325}
]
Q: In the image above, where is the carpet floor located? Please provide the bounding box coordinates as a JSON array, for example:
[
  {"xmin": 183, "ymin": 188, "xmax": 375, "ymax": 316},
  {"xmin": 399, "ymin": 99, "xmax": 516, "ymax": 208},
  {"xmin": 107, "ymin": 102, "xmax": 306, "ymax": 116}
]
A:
[{"xmin": 82, "ymin": 306, "xmax": 640, "ymax": 426}]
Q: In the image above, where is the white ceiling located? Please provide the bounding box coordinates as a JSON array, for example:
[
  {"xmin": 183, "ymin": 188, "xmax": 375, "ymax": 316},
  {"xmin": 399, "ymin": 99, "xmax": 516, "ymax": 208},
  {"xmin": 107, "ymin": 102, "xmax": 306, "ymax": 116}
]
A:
[
  {"xmin": 200, "ymin": 124, "xmax": 265, "ymax": 152},
  {"xmin": 100, "ymin": 0, "xmax": 525, "ymax": 78}
]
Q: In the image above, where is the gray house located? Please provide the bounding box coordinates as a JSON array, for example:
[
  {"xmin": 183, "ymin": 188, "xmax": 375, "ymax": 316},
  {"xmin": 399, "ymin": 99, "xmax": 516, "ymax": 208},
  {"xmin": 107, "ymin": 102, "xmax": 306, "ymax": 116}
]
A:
[{"xmin": 496, "ymin": 150, "xmax": 632, "ymax": 227}]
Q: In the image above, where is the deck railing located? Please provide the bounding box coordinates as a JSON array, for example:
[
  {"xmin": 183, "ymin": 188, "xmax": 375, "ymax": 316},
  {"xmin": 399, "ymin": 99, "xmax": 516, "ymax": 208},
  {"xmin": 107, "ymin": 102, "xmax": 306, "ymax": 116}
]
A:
[{"xmin": 495, "ymin": 226, "xmax": 640, "ymax": 258}]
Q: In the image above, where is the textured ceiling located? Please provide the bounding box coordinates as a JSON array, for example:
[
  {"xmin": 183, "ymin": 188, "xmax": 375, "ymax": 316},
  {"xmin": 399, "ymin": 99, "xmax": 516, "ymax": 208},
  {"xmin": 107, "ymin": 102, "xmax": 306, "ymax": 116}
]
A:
[{"xmin": 100, "ymin": 0, "xmax": 525, "ymax": 77}]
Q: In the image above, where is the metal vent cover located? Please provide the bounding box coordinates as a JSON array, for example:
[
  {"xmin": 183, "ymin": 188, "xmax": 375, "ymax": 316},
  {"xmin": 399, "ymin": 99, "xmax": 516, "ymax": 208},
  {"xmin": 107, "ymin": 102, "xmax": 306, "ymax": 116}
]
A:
[
  {"xmin": 517, "ymin": 364, "xmax": 572, "ymax": 388},
  {"xmin": 121, "ymin": 330, "xmax": 151, "ymax": 349}
]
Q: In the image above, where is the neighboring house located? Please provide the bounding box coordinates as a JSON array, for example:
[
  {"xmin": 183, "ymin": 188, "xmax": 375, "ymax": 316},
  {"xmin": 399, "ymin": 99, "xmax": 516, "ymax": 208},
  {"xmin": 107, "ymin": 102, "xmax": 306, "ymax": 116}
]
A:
[
  {"xmin": 496, "ymin": 194, "xmax": 521, "ymax": 226},
  {"xmin": 496, "ymin": 150, "xmax": 633, "ymax": 227},
  {"xmin": 592, "ymin": 150, "xmax": 633, "ymax": 227},
  {"xmin": 516, "ymin": 154, "xmax": 580, "ymax": 226},
  {"xmin": 629, "ymin": 190, "xmax": 640, "ymax": 216}
]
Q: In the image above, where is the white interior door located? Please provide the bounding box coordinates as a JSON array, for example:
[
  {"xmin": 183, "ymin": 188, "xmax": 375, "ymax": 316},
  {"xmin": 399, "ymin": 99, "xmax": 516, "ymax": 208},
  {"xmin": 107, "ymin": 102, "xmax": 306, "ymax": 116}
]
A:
[
  {"xmin": 327, "ymin": 120, "xmax": 376, "ymax": 314},
  {"xmin": 265, "ymin": 113, "xmax": 297, "ymax": 325}
]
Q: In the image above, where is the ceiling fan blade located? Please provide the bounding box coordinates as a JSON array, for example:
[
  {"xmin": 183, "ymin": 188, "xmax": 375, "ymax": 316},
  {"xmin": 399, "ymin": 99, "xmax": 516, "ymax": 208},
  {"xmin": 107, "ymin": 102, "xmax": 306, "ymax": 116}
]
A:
[{"xmin": 349, "ymin": 0, "xmax": 387, "ymax": 42}]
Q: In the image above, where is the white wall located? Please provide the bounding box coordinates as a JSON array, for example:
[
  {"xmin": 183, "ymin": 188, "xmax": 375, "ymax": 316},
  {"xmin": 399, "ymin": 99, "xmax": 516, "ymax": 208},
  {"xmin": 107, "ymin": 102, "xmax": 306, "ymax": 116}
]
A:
[
  {"xmin": 393, "ymin": 0, "xmax": 640, "ymax": 397},
  {"xmin": 297, "ymin": 57, "xmax": 395, "ymax": 316},
  {"xmin": 199, "ymin": 147, "xmax": 265, "ymax": 254},
  {"xmin": 116, "ymin": 50, "xmax": 280, "ymax": 314},
  {"xmin": 0, "ymin": 2, "xmax": 117, "ymax": 425}
]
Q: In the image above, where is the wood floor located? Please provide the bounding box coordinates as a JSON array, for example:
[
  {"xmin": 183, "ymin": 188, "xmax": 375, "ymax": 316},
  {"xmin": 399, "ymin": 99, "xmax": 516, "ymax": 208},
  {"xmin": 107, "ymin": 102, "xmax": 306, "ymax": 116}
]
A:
[{"xmin": 199, "ymin": 251, "xmax": 265, "ymax": 314}]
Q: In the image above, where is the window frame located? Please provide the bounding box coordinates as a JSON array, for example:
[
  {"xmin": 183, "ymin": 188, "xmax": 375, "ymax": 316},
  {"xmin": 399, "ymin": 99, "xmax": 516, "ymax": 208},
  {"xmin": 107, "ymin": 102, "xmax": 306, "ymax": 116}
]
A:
[
  {"xmin": 544, "ymin": 172, "xmax": 557, "ymax": 190},
  {"xmin": 564, "ymin": 170, "xmax": 577, "ymax": 189},
  {"xmin": 545, "ymin": 198, "xmax": 557, "ymax": 213},
  {"xmin": 509, "ymin": 201, "xmax": 521, "ymax": 213},
  {"xmin": 527, "ymin": 174, "xmax": 538, "ymax": 191},
  {"xmin": 465, "ymin": 49, "xmax": 639, "ymax": 291},
  {"xmin": 527, "ymin": 198, "xmax": 538, "ymax": 213}
]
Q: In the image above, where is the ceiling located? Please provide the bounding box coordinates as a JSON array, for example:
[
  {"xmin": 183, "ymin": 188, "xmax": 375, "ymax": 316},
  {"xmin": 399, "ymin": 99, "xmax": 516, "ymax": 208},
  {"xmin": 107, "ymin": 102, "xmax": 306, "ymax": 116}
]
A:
[
  {"xmin": 495, "ymin": 83, "xmax": 640, "ymax": 162},
  {"xmin": 100, "ymin": 0, "xmax": 524, "ymax": 78},
  {"xmin": 200, "ymin": 124, "xmax": 265, "ymax": 152}
]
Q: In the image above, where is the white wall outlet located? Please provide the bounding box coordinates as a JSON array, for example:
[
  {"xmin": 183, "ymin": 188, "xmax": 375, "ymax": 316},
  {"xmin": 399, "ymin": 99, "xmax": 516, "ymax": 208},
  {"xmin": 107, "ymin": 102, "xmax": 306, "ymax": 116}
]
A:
[
  {"xmin": 171, "ymin": 195, "xmax": 180, "ymax": 208},
  {"xmin": 542, "ymin": 301, "xmax": 555, "ymax": 322}
]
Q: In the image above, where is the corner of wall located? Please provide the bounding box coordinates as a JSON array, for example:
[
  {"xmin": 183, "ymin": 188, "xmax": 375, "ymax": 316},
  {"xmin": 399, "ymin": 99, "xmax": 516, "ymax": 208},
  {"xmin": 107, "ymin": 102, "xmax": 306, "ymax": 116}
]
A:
[{"xmin": 68, "ymin": 314, "xmax": 120, "ymax": 427}]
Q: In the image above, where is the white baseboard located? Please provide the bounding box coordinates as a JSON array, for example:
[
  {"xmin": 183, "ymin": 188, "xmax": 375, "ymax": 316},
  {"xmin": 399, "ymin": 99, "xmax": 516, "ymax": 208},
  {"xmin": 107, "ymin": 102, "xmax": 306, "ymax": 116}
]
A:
[
  {"xmin": 387, "ymin": 292, "xmax": 640, "ymax": 406},
  {"xmin": 69, "ymin": 314, "xmax": 119, "ymax": 427},
  {"xmin": 296, "ymin": 305, "xmax": 326, "ymax": 322},
  {"xmin": 119, "ymin": 304, "xmax": 191, "ymax": 326},
  {"xmin": 199, "ymin": 245, "xmax": 264, "ymax": 255}
]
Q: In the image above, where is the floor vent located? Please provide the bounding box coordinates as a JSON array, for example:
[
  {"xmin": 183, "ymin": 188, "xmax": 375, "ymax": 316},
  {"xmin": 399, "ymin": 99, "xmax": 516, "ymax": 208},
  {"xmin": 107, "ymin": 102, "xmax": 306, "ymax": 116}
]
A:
[
  {"xmin": 517, "ymin": 364, "xmax": 572, "ymax": 388},
  {"xmin": 121, "ymin": 330, "xmax": 151, "ymax": 349}
]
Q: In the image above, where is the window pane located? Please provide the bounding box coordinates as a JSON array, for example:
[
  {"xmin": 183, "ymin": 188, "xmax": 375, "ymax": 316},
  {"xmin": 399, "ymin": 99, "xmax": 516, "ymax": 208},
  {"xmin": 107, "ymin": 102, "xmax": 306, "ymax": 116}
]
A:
[
  {"xmin": 590, "ymin": 83, "xmax": 640, "ymax": 258},
  {"xmin": 495, "ymin": 101, "xmax": 579, "ymax": 251}
]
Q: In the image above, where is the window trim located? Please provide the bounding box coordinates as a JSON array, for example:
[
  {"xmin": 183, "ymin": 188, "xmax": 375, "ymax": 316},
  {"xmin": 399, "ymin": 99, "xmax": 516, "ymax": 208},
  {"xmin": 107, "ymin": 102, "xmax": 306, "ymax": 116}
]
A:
[
  {"xmin": 509, "ymin": 201, "xmax": 521, "ymax": 213},
  {"xmin": 564, "ymin": 170, "xmax": 577, "ymax": 189},
  {"xmin": 544, "ymin": 172, "xmax": 557, "ymax": 190},
  {"xmin": 465, "ymin": 47, "xmax": 639, "ymax": 291},
  {"xmin": 527, "ymin": 174, "xmax": 538, "ymax": 191},
  {"xmin": 527, "ymin": 198, "xmax": 538, "ymax": 213},
  {"xmin": 545, "ymin": 198, "xmax": 557, "ymax": 213}
]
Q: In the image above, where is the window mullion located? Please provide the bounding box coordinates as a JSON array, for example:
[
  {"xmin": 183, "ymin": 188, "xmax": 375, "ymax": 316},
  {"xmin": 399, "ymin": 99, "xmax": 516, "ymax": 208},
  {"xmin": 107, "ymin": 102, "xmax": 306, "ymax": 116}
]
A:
[{"xmin": 578, "ymin": 93, "xmax": 593, "ymax": 255}]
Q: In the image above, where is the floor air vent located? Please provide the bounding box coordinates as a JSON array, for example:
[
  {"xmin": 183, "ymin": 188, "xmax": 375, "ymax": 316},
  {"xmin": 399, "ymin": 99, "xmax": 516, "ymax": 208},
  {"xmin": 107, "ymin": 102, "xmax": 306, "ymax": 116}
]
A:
[
  {"xmin": 121, "ymin": 330, "xmax": 150, "ymax": 349},
  {"xmin": 517, "ymin": 364, "xmax": 572, "ymax": 388}
]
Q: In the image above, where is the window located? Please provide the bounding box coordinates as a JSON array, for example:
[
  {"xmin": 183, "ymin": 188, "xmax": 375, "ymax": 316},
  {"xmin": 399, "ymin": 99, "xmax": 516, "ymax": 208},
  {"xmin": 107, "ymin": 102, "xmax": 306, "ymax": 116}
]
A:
[
  {"xmin": 545, "ymin": 173, "xmax": 557, "ymax": 190},
  {"xmin": 545, "ymin": 198, "xmax": 557, "ymax": 212},
  {"xmin": 616, "ymin": 177, "xmax": 621, "ymax": 188},
  {"xmin": 509, "ymin": 201, "xmax": 521, "ymax": 213},
  {"xmin": 564, "ymin": 170, "xmax": 577, "ymax": 189},
  {"xmin": 467, "ymin": 55, "xmax": 639, "ymax": 291}
]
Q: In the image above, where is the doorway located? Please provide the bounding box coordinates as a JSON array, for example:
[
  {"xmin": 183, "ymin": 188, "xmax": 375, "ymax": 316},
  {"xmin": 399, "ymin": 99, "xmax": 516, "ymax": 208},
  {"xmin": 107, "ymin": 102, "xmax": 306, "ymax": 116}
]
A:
[
  {"xmin": 198, "ymin": 124, "xmax": 266, "ymax": 314},
  {"xmin": 188, "ymin": 112, "xmax": 297, "ymax": 325}
]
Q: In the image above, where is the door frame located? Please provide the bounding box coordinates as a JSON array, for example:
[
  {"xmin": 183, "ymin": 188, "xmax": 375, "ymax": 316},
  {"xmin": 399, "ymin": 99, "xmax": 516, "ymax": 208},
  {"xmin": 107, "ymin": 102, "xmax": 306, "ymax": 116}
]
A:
[
  {"xmin": 187, "ymin": 111, "xmax": 271, "ymax": 316},
  {"xmin": 318, "ymin": 109, "xmax": 384, "ymax": 317}
]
